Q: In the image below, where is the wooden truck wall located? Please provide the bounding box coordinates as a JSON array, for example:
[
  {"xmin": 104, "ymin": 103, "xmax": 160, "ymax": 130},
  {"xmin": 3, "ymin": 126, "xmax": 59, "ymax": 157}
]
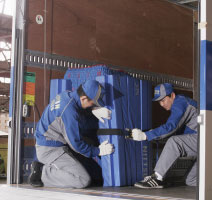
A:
[{"xmin": 24, "ymin": 0, "xmax": 194, "ymax": 124}]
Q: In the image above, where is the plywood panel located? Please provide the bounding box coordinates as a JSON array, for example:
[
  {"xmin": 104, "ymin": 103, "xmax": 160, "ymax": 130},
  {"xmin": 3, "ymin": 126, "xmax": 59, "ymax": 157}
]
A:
[
  {"xmin": 95, "ymin": 0, "xmax": 193, "ymax": 78},
  {"xmin": 52, "ymin": 0, "xmax": 97, "ymax": 59},
  {"xmin": 26, "ymin": 0, "xmax": 53, "ymax": 52},
  {"xmin": 26, "ymin": 0, "xmax": 194, "ymax": 79}
]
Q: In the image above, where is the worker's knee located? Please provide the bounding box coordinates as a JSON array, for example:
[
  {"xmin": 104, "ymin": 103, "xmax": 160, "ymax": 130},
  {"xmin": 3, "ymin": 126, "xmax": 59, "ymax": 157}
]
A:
[
  {"xmin": 63, "ymin": 171, "xmax": 92, "ymax": 188},
  {"xmin": 76, "ymin": 176, "xmax": 92, "ymax": 189},
  {"xmin": 41, "ymin": 164, "xmax": 92, "ymax": 188}
]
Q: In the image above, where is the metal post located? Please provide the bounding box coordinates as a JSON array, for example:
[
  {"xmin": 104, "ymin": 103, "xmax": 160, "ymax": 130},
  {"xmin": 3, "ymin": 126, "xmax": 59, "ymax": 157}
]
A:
[
  {"xmin": 8, "ymin": 0, "xmax": 26, "ymax": 184},
  {"xmin": 199, "ymin": 0, "xmax": 212, "ymax": 199}
]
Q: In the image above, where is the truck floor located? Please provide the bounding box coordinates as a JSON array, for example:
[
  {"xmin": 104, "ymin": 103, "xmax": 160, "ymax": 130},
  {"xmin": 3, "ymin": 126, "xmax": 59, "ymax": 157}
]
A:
[{"xmin": 0, "ymin": 179, "xmax": 196, "ymax": 200}]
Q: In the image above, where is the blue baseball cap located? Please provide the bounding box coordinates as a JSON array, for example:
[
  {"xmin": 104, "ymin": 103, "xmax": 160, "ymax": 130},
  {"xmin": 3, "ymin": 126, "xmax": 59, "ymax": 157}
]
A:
[
  {"xmin": 152, "ymin": 83, "xmax": 173, "ymax": 101},
  {"xmin": 82, "ymin": 80, "xmax": 105, "ymax": 107}
]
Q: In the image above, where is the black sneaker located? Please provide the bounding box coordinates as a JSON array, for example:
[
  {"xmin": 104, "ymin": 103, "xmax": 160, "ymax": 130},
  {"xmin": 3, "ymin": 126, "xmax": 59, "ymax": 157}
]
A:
[
  {"xmin": 28, "ymin": 161, "xmax": 44, "ymax": 187},
  {"xmin": 134, "ymin": 174, "xmax": 164, "ymax": 189}
]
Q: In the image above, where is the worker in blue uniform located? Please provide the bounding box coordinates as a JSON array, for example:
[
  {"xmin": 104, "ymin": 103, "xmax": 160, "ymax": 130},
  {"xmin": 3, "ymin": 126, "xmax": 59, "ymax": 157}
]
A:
[
  {"xmin": 132, "ymin": 83, "xmax": 198, "ymax": 188},
  {"xmin": 29, "ymin": 80, "xmax": 114, "ymax": 188}
]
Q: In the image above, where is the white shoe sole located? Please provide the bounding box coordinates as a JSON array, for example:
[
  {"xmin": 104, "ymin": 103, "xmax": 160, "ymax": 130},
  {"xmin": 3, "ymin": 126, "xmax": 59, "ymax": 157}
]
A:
[{"xmin": 134, "ymin": 183, "xmax": 164, "ymax": 189}]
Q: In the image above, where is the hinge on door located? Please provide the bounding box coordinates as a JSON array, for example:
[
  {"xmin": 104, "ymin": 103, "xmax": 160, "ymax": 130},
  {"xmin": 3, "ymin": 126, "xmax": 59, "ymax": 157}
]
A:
[
  {"xmin": 197, "ymin": 114, "xmax": 204, "ymax": 125},
  {"xmin": 198, "ymin": 22, "xmax": 207, "ymax": 29}
]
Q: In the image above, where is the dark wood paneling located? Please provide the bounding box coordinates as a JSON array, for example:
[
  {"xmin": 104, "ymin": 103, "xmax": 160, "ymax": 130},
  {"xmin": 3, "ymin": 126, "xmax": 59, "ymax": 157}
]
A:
[
  {"xmin": 26, "ymin": 0, "xmax": 53, "ymax": 52},
  {"xmin": 26, "ymin": 0, "xmax": 194, "ymax": 79},
  {"xmin": 25, "ymin": 0, "xmax": 194, "ymax": 120},
  {"xmin": 95, "ymin": 0, "xmax": 193, "ymax": 78},
  {"xmin": 52, "ymin": 0, "xmax": 97, "ymax": 59}
]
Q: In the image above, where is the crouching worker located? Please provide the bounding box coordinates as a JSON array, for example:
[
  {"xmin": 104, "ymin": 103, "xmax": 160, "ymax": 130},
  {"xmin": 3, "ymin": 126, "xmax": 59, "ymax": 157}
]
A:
[
  {"xmin": 132, "ymin": 83, "xmax": 197, "ymax": 189},
  {"xmin": 29, "ymin": 80, "xmax": 114, "ymax": 188}
]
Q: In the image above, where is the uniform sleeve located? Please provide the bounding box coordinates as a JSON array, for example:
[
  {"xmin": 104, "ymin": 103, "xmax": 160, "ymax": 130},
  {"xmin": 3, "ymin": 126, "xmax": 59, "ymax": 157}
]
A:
[
  {"xmin": 145, "ymin": 100, "xmax": 186, "ymax": 141},
  {"xmin": 61, "ymin": 104, "xmax": 100, "ymax": 158}
]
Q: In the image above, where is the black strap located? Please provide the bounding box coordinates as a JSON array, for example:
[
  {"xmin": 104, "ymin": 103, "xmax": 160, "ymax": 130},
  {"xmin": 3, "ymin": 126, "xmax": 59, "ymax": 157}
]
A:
[
  {"xmin": 96, "ymin": 128, "xmax": 151, "ymax": 135},
  {"xmin": 87, "ymin": 128, "xmax": 151, "ymax": 136},
  {"xmin": 96, "ymin": 129, "xmax": 125, "ymax": 136}
]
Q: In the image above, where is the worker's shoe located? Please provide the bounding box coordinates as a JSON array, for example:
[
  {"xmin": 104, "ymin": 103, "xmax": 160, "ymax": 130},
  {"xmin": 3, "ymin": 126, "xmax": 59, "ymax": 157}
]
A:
[
  {"xmin": 28, "ymin": 161, "xmax": 44, "ymax": 187},
  {"xmin": 134, "ymin": 174, "xmax": 165, "ymax": 189}
]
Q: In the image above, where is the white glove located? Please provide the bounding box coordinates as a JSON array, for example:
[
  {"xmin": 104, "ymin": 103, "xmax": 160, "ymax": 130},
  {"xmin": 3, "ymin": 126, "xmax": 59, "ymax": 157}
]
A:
[
  {"xmin": 99, "ymin": 140, "xmax": 114, "ymax": 156},
  {"xmin": 92, "ymin": 107, "xmax": 112, "ymax": 123},
  {"xmin": 132, "ymin": 128, "xmax": 147, "ymax": 141}
]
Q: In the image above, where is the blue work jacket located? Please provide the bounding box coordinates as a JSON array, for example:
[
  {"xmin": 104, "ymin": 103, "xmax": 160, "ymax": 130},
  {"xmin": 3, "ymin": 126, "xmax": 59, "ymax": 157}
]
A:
[
  {"xmin": 35, "ymin": 91, "xmax": 100, "ymax": 157},
  {"xmin": 145, "ymin": 95, "xmax": 198, "ymax": 141}
]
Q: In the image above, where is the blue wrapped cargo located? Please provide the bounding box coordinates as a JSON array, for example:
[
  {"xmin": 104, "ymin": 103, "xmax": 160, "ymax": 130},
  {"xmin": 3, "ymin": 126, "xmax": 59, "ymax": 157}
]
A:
[
  {"xmin": 49, "ymin": 79, "xmax": 72, "ymax": 102},
  {"xmin": 48, "ymin": 66, "xmax": 153, "ymax": 187}
]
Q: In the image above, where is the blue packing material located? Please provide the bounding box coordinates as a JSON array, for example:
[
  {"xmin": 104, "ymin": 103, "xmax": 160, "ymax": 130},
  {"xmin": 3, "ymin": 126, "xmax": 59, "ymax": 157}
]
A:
[
  {"xmin": 124, "ymin": 139, "xmax": 134, "ymax": 185},
  {"xmin": 117, "ymin": 76, "xmax": 135, "ymax": 186},
  {"xmin": 127, "ymin": 77, "xmax": 141, "ymax": 129},
  {"xmin": 135, "ymin": 141, "xmax": 143, "ymax": 181},
  {"xmin": 140, "ymin": 141, "xmax": 151, "ymax": 178},
  {"xmin": 140, "ymin": 80, "xmax": 152, "ymax": 130},
  {"xmin": 140, "ymin": 80, "xmax": 153, "ymax": 178},
  {"xmin": 126, "ymin": 76, "xmax": 141, "ymax": 184},
  {"xmin": 96, "ymin": 75, "xmax": 124, "ymax": 129},
  {"xmin": 64, "ymin": 65, "xmax": 121, "ymax": 79},
  {"xmin": 50, "ymin": 68, "xmax": 153, "ymax": 186},
  {"xmin": 95, "ymin": 75, "xmax": 152, "ymax": 186},
  {"xmin": 98, "ymin": 135, "xmax": 126, "ymax": 186},
  {"xmin": 49, "ymin": 79, "xmax": 72, "ymax": 102},
  {"xmin": 96, "ymin": 75, "xmax": 127, "ymax": 186},
  {"xmin": 64, "ymin": 65, "xmax": 125, "ymax": 91}
]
